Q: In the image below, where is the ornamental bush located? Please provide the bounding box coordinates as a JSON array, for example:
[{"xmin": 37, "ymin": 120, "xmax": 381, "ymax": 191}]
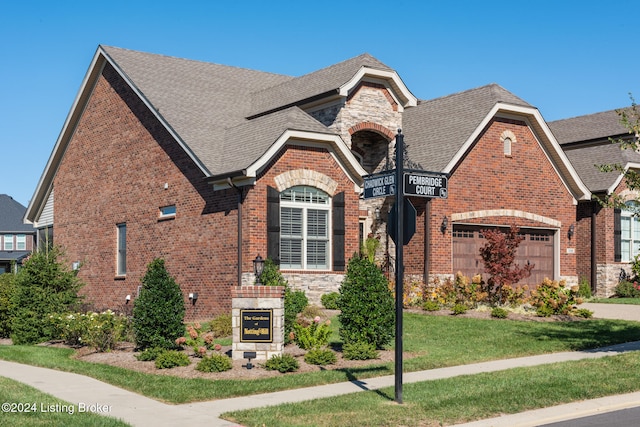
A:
[
  {"xmin": 154, "ymin": 350, "xmax": 190, "ymax": 369},
  {"xmin": 304, "ymin": 348, "xmax": 337, "ymax": 365},
  {"xmin": 11, "ymin": 247, "xmax": 84, "ymax": 345},
  {"xmin": 530, "ymin": 278, "xmax": 583, "ymax": 316},
  {"xmin": 264, "ymin": 353, "xmax": 299, "ymax": 373},
  {"xmin": 338, "ymin": 254, "xmax": 394, "ymax": 349},
  {"xmin": 320, "ymin": 292, "xmax": 340, "ymax": 310},
  {"xmin": 0, "ymin": 273, "xmax": 16, "ymax": 338},
  {"xmin": 133, "ymin": 259, "xmax": 185, "ymax": 351},
  {"xmin": 342, "ymin": 341, "xmax": 379, "ymax": 360},
  {"xmin": 196, "ymin": 353, "xmax": 232, "ymax": 372}
]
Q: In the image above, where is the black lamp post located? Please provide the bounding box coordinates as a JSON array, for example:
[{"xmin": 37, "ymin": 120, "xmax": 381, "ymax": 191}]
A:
[{"xmin": 253, "ymin": 254, "xmax": 265, "ymax": 285}]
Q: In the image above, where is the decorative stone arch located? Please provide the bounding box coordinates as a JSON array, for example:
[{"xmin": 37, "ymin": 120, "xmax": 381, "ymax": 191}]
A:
[
  {"xmin": 273, "ymin": 169, "xmax": 339, "ymax": 195},
  {"xmin": 348, "ymin": 122, "xmax": 396, "ymax": 141},
  {"xmin": 451, "ymin": 209, "xmax": 561, "ymax": 228},
  {"xmin": 500, "ymin": 130, "xmax": 517, "ymax": 156},
  {"xmin": 618, "ymin": 189, "xmax": 640, "ymax": 203}
]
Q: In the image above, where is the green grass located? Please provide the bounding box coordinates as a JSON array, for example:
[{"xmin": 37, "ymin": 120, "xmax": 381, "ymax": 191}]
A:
[
  {"xmin": 590, "ymin": 297, "xmax": 640, "ymax": 305},
  {"xmin": 223, "ymin": 352, "xmax": 640, "ymax": 426},
  {"xmin": 1, "ymin": 313, "xmax": 640, "ymax": 404},
  {"xmin": 0, "ymin": 376, "xmax": 131, "ymax": 426}
]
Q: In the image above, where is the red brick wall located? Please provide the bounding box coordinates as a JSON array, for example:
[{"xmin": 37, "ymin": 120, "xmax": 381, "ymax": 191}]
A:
[
  {"xmin": 53, "ymin": 63, "xmax": 361, "ymax": 320},
  {"xmin": 54, "ymin": 63, "xmax": 239, "ymax": 321},
  {"xmin": 244, "ymin": 145, "xmax": 361, "ymax": 273},
  {"xmin": 404, "ymin": 118, "xmax": 577, "ymax": 279}
]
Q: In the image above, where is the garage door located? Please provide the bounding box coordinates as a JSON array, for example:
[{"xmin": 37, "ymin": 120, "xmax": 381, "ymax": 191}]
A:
[{"xmin": 452, "ymin": 225, "xmax": 554, "ymax": 286}]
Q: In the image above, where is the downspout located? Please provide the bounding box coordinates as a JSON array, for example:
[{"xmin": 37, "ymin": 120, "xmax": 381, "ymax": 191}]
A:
[
  {"xmin": 227, "ymin": 178, "xmax": 244, "ymax": 287},
  {"xmin": 591, "ymin": 201, "xmax": 597, "ymax": 294}
]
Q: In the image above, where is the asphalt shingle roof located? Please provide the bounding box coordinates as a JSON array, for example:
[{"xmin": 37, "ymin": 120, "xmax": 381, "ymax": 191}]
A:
[
  {"xmin": 550, "ymin": 108, "xmax": 639, "ymax": 193},
  {"xmin": 0, "ymin": 195, "xmax": 34, "ymax": 233},
  {"xmin": 402, "ymin": 84, "xmax": 532, "ymax": 171}
]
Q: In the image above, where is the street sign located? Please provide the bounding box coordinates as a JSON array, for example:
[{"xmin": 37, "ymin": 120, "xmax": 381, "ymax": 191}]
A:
[
  {"xmin": 363, "ymin": 171, "xmax": 396, "ymax": 199},
  {"xmin": 388, "ymin": 199, "xmax": 416, "ymax": 245},
  {"xmin": 403, "ymin": 171, "xmax": 448, "ymax": 199}
]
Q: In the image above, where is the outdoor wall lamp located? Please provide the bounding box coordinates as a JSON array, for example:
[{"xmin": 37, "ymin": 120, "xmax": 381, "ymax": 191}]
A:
[
  {"xmin": 375, "ymin": 206, "xmax": 381, "ymax": 221},
  {"xmin": 125, "ymin": 294, "xmax": 131, "ymax": 304},
  {"xmin": 440, "ymin": 216, "xmax": 448, "ymax": 233},
  {"xmin": 253, "ymin": 254, "xmax": 265, "ymax": 285},
  {"xmin": 568, "ymin": 223, "xmax": 575, "ymax": 240},
  {"xmin": 189, "ymin": 292, "xmax": 198, "ymax": 305}
]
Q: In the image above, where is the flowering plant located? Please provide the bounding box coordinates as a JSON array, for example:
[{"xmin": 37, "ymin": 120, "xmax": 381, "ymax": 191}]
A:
[{"xmin": 175, "ymin": 322, "xmax": 220, "ymax": 357}]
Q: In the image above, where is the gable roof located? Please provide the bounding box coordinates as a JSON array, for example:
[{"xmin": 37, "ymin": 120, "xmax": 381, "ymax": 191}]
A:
[
  {"xmin": 550, "ymin": 108, "xmax": 640, "ymax": 193},
  {"xmin": 402, "ymin": 84, "xmax": 590, "ymax": 200},
  {"xmin": 26, "ymin": 46, "xmax": 371, "ymax": 222},
  {"xmin": 403, "ymin": 84, "xmax": 532, "ymax": 171},
  {"xmin": 248, "ymin": 53, "xmax": 415, "ymax": 118},
  {"xmin": 0, "ymin": 195, "xmax": 34, "ymax": 233}
]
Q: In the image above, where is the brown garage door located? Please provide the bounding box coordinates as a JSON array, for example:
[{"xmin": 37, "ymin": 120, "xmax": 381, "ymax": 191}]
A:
[{"xmin": 452, "ymin": 225, "xmax": 554, "ymax": 286}]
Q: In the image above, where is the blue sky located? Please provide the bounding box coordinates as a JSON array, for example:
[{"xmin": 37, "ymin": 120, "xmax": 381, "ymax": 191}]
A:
[{"xmin": 2, "ymin": 0, "xmax": 639, "ymax": 208}]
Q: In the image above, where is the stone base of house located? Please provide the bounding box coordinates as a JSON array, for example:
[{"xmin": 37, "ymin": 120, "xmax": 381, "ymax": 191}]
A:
[{"xmin": 596, "ymin": 263, "xmax": 630, "ymax": 298}]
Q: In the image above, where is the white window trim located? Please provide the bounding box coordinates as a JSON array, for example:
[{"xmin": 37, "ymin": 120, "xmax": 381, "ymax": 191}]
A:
[
  {"xmin": 16, "ymin": 234, "xmax": 26, "ymax": 250},
  {"xmin": 116, "ymin": 223, "xmax": 127, "ymax": 276},
  {"xmin": 280, "ymin": 187, "xmax": 331, "ymax": 271},
  {"xmin": 4, "ymin": 234, "xmax": 13, "ymax": 251}
]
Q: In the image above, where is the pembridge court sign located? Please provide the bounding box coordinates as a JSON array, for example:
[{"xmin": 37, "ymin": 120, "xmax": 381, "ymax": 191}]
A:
[{"xmin": 403, "ymin": 171, "xmax": 448, "ymax": 199}]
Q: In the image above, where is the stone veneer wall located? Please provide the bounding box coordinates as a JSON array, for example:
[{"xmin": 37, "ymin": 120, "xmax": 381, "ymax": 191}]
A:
[
  {"xmin": 231, "ymin": 286, "xmax": 285, "ymax": 361},
  {"xmin": 596, "ymin": 264, "xmax": 629, "ymax": 297}
]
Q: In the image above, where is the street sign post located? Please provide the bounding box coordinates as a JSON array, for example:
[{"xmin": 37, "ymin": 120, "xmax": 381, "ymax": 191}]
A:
[
  {"xmin": 403, "ymin": 171, "xmax": 448, "ymax": 199},
  {"xmin": 363, "ymin": 171, "xmax": 396, "ymax": 199}
]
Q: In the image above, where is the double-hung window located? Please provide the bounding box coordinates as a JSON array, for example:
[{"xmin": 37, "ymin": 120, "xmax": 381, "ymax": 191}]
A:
[
  {"xmin": 4, "ymin": 235, "xmax": 13, "ymax": 251},
  {"xmin": 280, "ymin": 186, "xmax": 330, "ymax": 270},
  {"xmin": 621, "ymin": 201, "xmax": 640, "ymax": 262},
  {"xmin": 16, "ymin": 234, "xmax": 26, "ymax": 250}
]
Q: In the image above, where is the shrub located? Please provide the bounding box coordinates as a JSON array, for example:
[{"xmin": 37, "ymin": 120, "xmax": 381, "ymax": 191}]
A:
[
  {"xmin": 196, "ymin": 353, "xmax": 232, "ymax": 372},
  {"xmin": 342, "ymin": 341, "xmax": 379, "ymax": 360},
  {"xmin": 264, "ymin": 353, "xmax": 299, "ymax": 373},
  {"xmin": 578, "ymin": 277, "xmax": 592, "ymax": 299},
  {"xmin": 614, "ymin": 280, "xmax": 640, "ymax": 298},
  {"xmin": 451, "ymin": 303, "xmax": 468, "ymax": 315},
  {"xmin": 154, "ymin": 350, "xmax": 190, "ymax": 369},
  {"xmin": 490, "ymin": 307, "xmax": 509, "ymax": 319},
  {"xmin": 422, "ymin": 300, "xmax": 441, "ymax": 311},
  {"xmin": 135, "ymin": 347, "xmax": 165, "ymax": 361},
  {"xmin": 338, "ymin": 255, "xmax": 394, "ymax": 349},
  {"xmin": 530, "ymin": 278, "xmax": 583, "ymax": 316},
  {"xmin": 133, "ymin": 259, "xmax": 185, "ymax": 350},
  {"xmin": 320, "ymin": 292, "xmax": 340, "ymax": 310},
  {"xmin": 574, "ymin": 308, "xmax": 594, "ymax": 318},
  {"xmin": 209, "ymin": 314, "xmax": 232, "ymax": 338},
  {"xmin": 0, "ymin": 273, "xmax": 15, "ymax": 338},
  {"xmin": 479, "ymin": 226, "xmax": 534, "ymax": 304},
  {"xmin": 11, "ymin": 247, "xmax": 84, "ymax": 345},
  {"xmin": 304, "ymin": 348, "xmax": 337, "ymax": 365},
  {"xmin": 293, "ymin": 317, "xmax": 331, "ymax": 350}
]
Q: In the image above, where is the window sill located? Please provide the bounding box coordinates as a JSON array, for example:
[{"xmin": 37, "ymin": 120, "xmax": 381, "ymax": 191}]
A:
[
  {"xmin": 158, "ymin": 214, "xmax": 176, "ymax": 222},
  {"xmin": 114, "ymin": 275, "xmax": 126, "ymax": 280}
]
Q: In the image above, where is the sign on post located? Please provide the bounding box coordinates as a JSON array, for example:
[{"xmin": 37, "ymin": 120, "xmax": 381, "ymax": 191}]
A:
[
  {"xmin": 403, "ymin": 171, "xmax": 448, "ymax": 199},
  {"xmin": 363, "ymin": 171, "xmax": 396, "ymax": 199},
  {"xmin": 240, "ymin": 309, "xmax": 273, "ymax": 343}
]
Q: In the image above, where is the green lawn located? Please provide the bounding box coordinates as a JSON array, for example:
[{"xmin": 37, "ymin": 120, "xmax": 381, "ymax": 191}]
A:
[
  {"xmin": 1, "ymin": 313, "xmax": 640, "ymax": 404},
  {"xmin": 223, "ymin": 352, "xmax": 640, "ymax": 427},
  {"xmin": 590, "ymin": 297, "xmax": 640, "ymax": 305}
]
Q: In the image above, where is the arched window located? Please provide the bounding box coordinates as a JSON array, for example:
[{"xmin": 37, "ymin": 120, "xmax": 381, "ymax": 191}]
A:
[
  {"xmin": 279, "ymin": 186, "xmax": 331, "ymax": 270},
  {"xmin": 620, "ymin": 201, "xmax": 640, "ymax": 262}
]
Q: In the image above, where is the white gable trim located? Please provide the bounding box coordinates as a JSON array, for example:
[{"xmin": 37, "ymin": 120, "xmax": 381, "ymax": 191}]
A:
[
  {"xmin": 607, "ymin": 163, "xmax": 640, "ymax": 194},
  {"xmin": 339, "ymin": 67, "xmax": 417, "ymax": 109},
  {"xmin": 442, "ymin": 103, "xmax": 591, "ymax": 201}
]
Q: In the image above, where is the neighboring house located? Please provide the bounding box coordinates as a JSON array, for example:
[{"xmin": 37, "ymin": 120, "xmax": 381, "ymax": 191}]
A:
[
  {"xmin": 0, "ymin": 194, "xmax": 36, "ymax": 273},
  {"xmin": 25, "ymin": 46, "xmax": 593, "ymax": 319},
  {"xmin": 551, "ymin": 109, "xmax": 640, "ymax": 296}
]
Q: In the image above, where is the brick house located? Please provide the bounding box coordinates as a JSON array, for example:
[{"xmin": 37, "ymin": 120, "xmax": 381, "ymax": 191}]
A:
[
  {"xmin": 0, "ymin": 194, "xmax": 36, "ymax": 273},
  {"xmin": 25, "ymin": 46, "xmax": 594, "ymax": 319},
  {"xmin": 551, "ymin": 109, "xmax": 640, "ymax": 296}
]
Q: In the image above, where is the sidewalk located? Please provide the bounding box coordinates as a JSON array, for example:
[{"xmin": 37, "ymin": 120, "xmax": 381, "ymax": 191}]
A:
[{"xmin": 1, "ymin": 303, "xmax": 639, "ymax": 426}]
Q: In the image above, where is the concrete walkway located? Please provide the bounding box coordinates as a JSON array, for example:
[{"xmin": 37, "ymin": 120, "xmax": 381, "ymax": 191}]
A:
[{"xmin": 1, "ymin": 303, "xmax": 639, "ymax": 427}]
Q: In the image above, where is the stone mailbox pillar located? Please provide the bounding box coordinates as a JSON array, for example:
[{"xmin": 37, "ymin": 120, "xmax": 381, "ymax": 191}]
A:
[{"xmin": 231, "ymin": 285, "xmax": 285, "ymax": 361}]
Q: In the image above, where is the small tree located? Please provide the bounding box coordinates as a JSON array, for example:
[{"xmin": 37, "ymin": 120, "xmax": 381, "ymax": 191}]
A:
[
  {"xmin": 479, "ymin": 226, "xmax": 533, "ymax": 304},
  {"xmin": 10, "ymin": 247, "xmax": 83, "ymax": 345},
  {"xmin": 338, "ymin": 254, "xmax": 394, "ymax": 349},
  {"xmin": 133, "ymin": 258, "xmax": 185, "ymax": 350}
]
